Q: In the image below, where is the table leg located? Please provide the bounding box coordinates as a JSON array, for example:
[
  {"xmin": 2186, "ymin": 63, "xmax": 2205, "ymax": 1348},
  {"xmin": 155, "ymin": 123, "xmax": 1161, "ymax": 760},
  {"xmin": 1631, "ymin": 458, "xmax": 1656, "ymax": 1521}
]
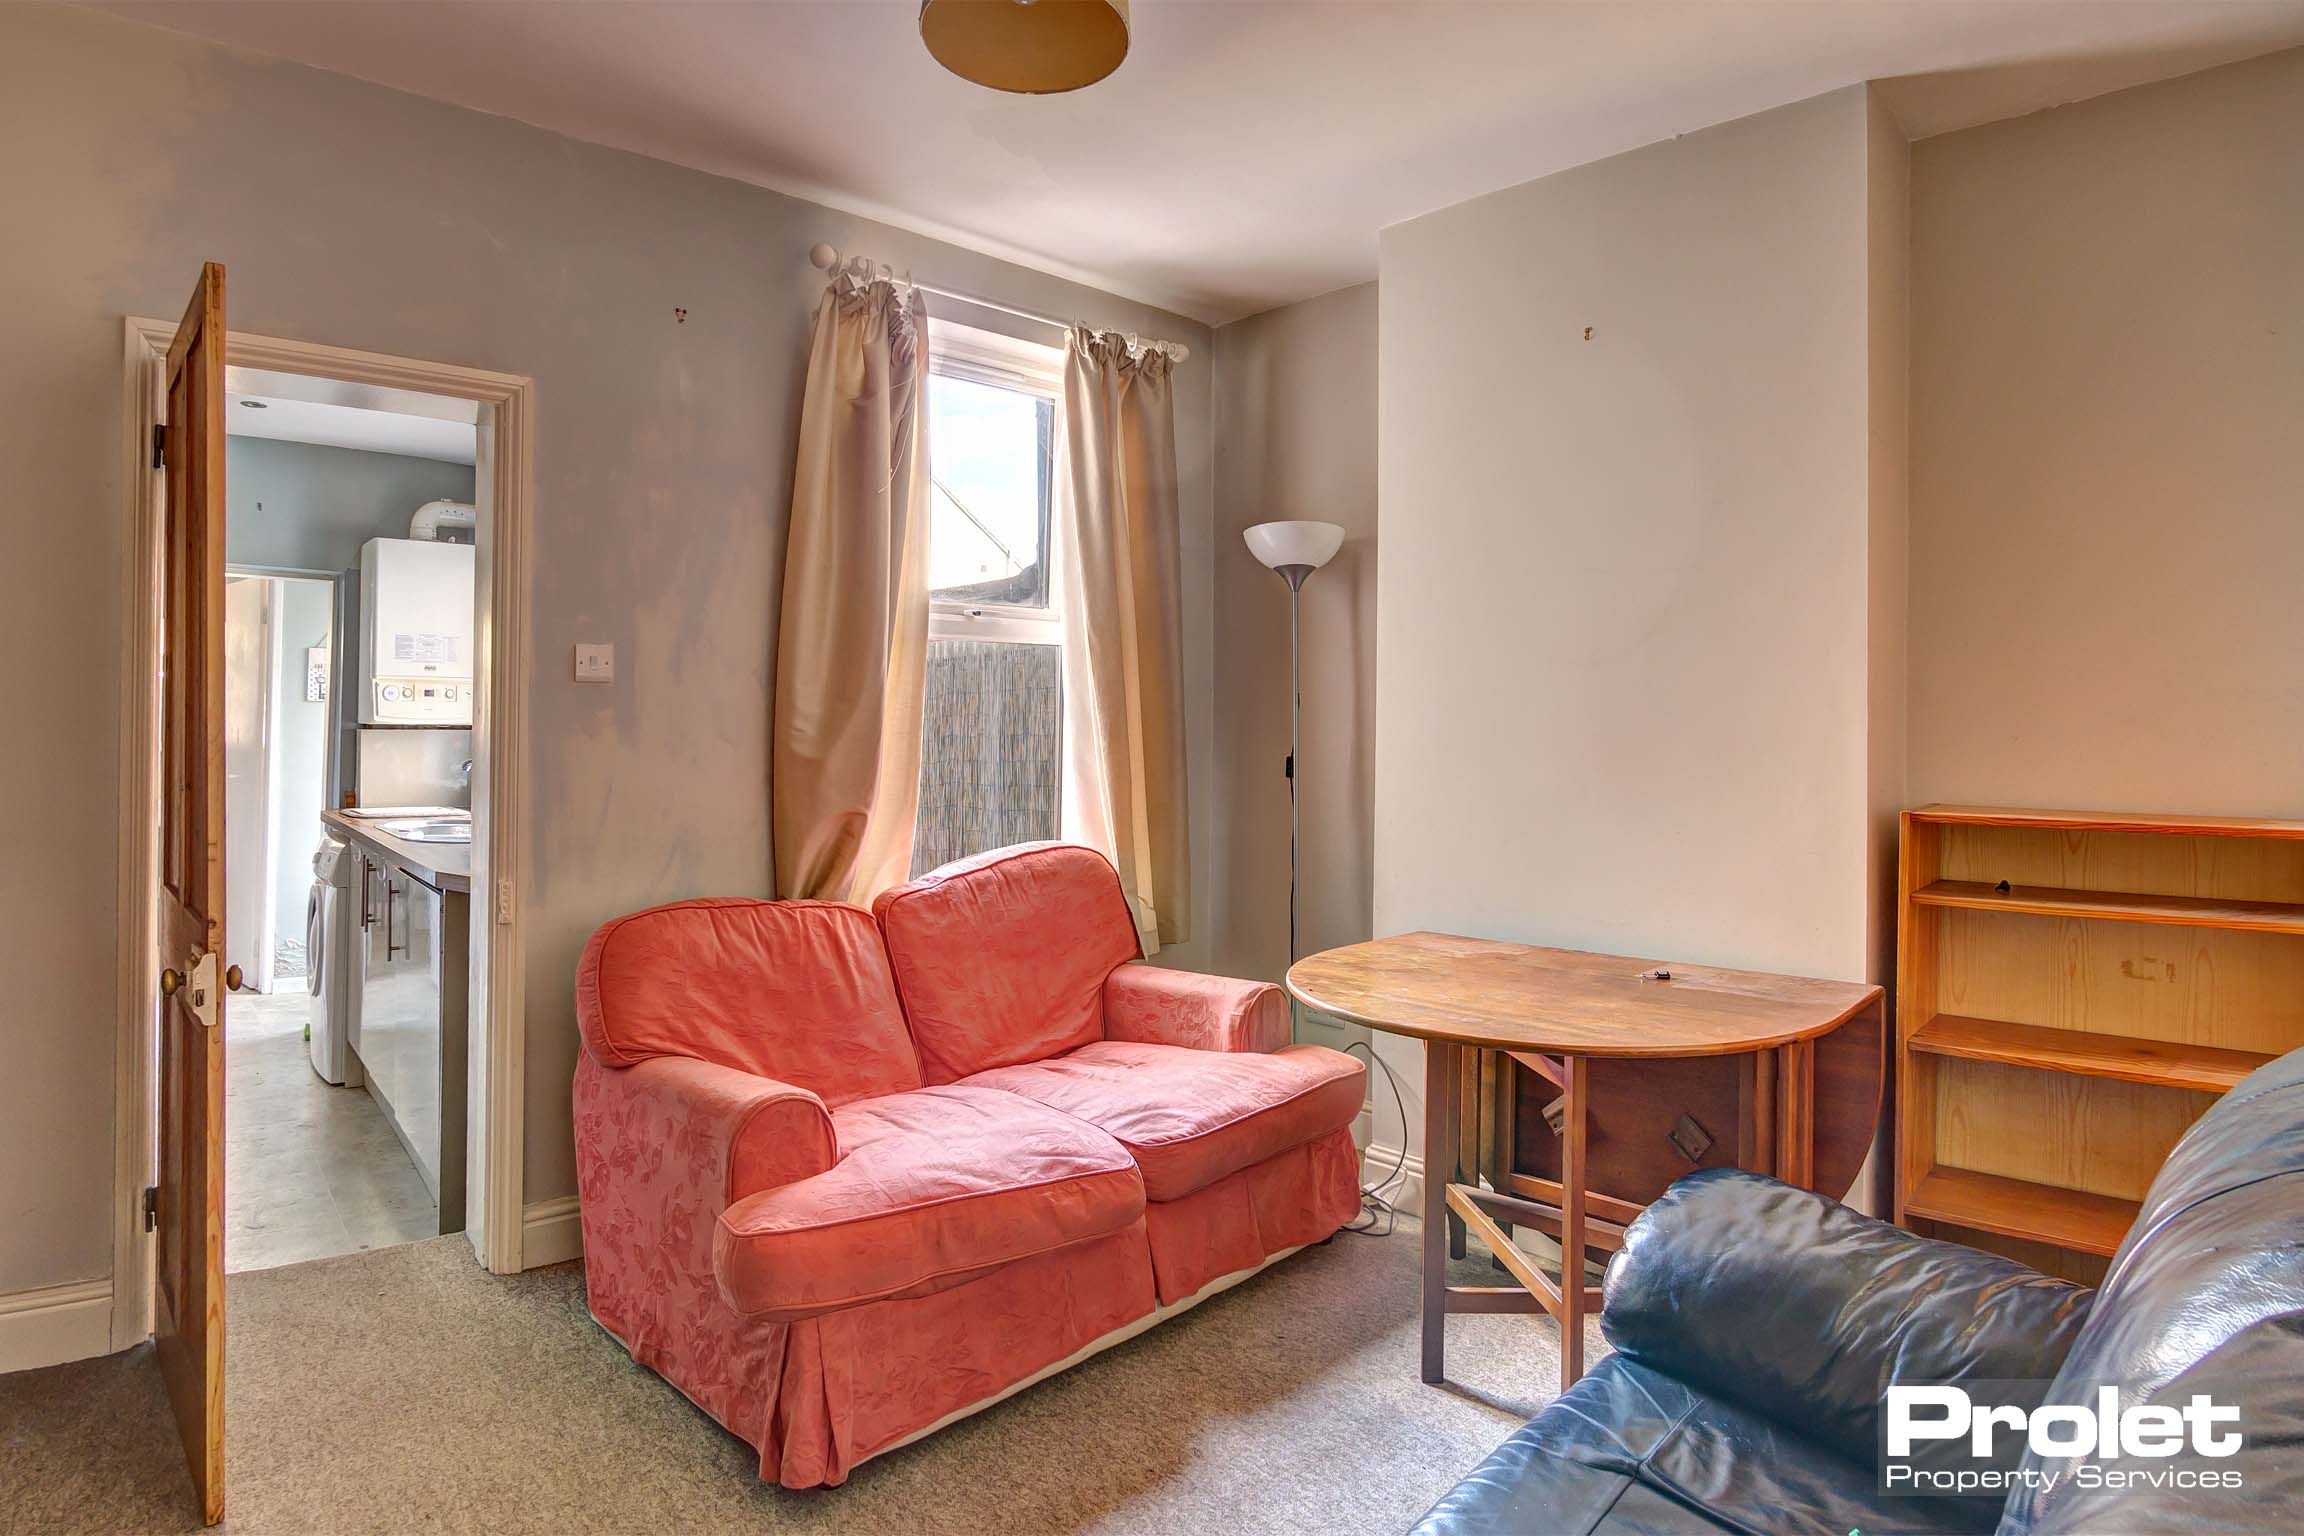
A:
[
  {"xmin": 1740, "ymin": 1047, "xmax": 1778, "ymax": 1177},
  {"xmin": 1421, "ymin": 1038, "xmax": 1459, "ymax": 1384},
  {"xmin": 1448, "ymin": 1048, "xmax": 1479, "ymax": 1260},
  {"xmin": 1776, "ymin": 1038, "xmax": 1816, "ymax": 1188},
  {"xmin": 1557, "ymin": 1053, "xmax": 1587, "ymax": 1389}
]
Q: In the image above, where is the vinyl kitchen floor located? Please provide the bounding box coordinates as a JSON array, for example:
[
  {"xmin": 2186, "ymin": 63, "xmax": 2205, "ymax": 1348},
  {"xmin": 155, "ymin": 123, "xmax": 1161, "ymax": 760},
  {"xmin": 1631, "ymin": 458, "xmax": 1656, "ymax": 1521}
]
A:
[{"xmin": 225, "ymin": 989, "xmax": 439, "ymax": 1273}]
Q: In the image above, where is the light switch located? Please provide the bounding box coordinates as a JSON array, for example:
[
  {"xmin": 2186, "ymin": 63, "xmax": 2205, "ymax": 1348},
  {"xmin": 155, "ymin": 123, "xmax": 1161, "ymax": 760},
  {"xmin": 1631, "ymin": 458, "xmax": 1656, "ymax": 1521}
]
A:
[{"xmin": 574, "ymin": 643, "xmax": 614, "ymax": 683}]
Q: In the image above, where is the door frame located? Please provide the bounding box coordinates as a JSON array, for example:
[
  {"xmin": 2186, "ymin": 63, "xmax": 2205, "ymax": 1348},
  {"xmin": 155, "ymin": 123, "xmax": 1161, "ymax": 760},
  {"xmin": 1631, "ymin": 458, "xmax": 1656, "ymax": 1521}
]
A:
[
  {"xmin": 223, "ymin": 565, "xmax": 342, "ymax": 997},
  {"xmin": 219, "ymin": 573, "xmax": 278, "ymax": 997},
  {"xmin": 114, "ymin": 318, "xmax": 536, "ymax": 1349}
]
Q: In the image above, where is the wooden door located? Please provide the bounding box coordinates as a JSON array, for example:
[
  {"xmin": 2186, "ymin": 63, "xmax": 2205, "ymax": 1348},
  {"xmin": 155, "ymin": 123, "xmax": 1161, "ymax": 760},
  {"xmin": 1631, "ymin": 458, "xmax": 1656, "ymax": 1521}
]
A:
[{"xmin": 155, "ymin": 261, "xmax": 229, "ymax": 1527}]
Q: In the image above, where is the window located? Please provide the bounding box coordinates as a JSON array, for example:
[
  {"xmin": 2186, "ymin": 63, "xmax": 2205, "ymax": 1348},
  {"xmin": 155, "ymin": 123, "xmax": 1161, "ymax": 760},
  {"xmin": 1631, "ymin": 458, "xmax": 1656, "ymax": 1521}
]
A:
[
  {"xmin": 913, "ymin": 321, "xmax": 1066, "ymax": 876},
  {"xmin": 929, "ymin": 374, "xmax": 1050, "ymax": 609}
]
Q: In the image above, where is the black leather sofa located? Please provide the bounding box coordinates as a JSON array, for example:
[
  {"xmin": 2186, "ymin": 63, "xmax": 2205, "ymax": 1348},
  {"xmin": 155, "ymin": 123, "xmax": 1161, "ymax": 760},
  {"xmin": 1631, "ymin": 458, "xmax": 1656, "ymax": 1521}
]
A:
[{"xmin": 1411, "ymin": 1046, "xmax": 2304, "ymax": 1536}]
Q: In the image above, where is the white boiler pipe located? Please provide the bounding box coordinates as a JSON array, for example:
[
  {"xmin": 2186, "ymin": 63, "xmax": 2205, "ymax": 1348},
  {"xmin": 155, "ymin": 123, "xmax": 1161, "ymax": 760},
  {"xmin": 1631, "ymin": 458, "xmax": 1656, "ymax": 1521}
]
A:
[{"xmin": 410, "ymin": 500, "xmax": 477, "ymax": 541}]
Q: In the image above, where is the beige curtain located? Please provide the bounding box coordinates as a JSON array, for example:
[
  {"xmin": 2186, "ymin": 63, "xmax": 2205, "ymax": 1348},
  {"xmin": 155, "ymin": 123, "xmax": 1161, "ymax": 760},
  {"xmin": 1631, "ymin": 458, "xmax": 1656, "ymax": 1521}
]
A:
[
  {"xmin": 772, "ymin": 266, "xmax": 931, "ymax": 904},
  {"xmin": 1059, "ymin": 328, "xmax": 1190, "ymax": 953}
]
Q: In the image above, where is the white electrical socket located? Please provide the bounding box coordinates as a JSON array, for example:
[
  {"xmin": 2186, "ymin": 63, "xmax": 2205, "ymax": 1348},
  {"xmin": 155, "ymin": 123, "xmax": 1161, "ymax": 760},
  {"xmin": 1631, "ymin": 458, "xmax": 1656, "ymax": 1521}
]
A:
[{"xmin": 574, "ymin": 643, "xmax": 614, "ymax": 683}]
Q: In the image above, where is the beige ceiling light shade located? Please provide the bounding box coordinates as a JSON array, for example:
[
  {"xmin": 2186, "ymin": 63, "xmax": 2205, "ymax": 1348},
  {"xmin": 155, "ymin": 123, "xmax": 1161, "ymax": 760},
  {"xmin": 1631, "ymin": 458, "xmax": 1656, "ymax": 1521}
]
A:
[{"xmin": 920, "ymin": 0, "xmax": 1130, "ymax": 94}]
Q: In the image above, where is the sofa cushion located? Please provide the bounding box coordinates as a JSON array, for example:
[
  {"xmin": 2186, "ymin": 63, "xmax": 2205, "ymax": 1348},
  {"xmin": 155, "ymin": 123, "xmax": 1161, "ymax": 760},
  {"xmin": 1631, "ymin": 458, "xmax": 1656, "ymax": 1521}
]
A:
[
  {"xmin": 962, "ymin": 1040, "xmax": 1366, "ymax": 1201},
  {"xmin": 2002, "ymin": 1051, "xmax": 2304, "ymax": 1535},
  {"xmin": 1409, "ymin": 1355, "xmax": 1976, "ymax": 1536},
  {"xmin": 712, "ymin": 1085, "xmax": 1144, "ymax": 1319},
  {"xmin": 1602, "ymin": 1168, "xmax": 2092, "ymax": 1493},
  {"xmin": 577, "ymin": 897, "xmax": 920, "ymax": 1107},
  {"xmin": 873, "ymin": 843, "xmax": 1142, "ymax": 1083}
]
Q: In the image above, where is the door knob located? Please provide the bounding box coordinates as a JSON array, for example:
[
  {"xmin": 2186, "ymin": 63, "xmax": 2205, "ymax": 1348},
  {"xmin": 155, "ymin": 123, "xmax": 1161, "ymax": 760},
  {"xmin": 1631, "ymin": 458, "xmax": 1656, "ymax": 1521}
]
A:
[
  {"xmin": 160, "ymin": 968, "xmax": 184, "ymax": 998},
  {"xmin": 225, "ymin": 964, "xmax": 245, "ymax": 993}
]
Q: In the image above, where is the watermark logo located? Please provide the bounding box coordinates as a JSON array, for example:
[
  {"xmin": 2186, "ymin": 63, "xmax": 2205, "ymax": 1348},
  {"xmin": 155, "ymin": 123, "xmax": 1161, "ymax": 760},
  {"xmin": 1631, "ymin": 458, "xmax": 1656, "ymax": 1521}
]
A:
[{"xmin": 1878, "ymin": 1381, "xmax": 2246, "ymax": 1498}]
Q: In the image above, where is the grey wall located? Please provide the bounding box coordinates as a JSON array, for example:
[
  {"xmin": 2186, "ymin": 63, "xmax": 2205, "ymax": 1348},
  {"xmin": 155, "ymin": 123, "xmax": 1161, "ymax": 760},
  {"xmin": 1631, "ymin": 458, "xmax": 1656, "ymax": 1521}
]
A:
[
  {"xmin": 228, "ymin": 437, "xmax": 476, "ymax": 575},
  {"xmin": 1909, "ymin": 48, "xmax": 2304, "ymax": 814},
  {"xmin": 1210, "ymin": 285, "xmax": 1378, "ymax": 1065},
  {"xmin": 0, "ymin": 2, "xmax": 1213, "ymax": 1297}
]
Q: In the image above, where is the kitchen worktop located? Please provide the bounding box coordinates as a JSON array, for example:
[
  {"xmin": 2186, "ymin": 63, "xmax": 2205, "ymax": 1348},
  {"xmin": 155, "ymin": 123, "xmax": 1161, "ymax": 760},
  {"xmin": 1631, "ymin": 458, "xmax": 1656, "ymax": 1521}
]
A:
[{"xmin": 323, "ymin": 808, "xmax": 472, "ymax": 893}]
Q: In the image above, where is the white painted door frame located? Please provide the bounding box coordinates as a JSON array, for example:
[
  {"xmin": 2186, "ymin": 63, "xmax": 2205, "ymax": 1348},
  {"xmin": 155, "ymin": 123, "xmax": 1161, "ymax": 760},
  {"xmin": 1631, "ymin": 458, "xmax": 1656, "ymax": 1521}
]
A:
[
  {"xmin": 220, "ymin": 573, "xmax": 278, "ymax": 998},
  {"xmin": 115, "ymin": 318, "xmax": 536, "ymax": 1351},
  {"xmin": 225, "ymin": 566, "xmax": 337, "ymax": 997}
]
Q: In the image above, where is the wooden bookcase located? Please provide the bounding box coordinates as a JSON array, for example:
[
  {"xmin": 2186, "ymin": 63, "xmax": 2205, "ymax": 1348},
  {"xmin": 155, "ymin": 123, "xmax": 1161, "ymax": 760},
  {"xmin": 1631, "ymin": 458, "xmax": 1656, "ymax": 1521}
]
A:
[{"xmin": 1897, "ymin": 805, "xmax": 2304, "ymax": 1279}]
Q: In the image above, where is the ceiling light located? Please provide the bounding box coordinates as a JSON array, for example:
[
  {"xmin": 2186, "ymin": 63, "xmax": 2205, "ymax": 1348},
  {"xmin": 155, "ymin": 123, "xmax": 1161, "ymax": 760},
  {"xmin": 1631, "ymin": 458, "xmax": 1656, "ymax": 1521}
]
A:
[
  {"xmin": 919, "ymin": 0, "xmax": 1129, "ymax": 94},
  {"xmin": 238, "ymin": 399, "xmax": 269, "ymax": 409}
]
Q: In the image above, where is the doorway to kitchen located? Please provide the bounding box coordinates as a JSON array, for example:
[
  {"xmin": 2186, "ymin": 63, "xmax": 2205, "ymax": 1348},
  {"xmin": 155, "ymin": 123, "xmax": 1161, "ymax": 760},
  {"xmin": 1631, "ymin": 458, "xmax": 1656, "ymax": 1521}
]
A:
[
  {"xmin": 115, "ymin": 318, "xmax": 536, "ymax": 1356},
  {"xmin": 221, "ymin": 566, "xmax": 424, "ymax": 1271},
  {"xmin": 217, "ymin": 377, "xmax": 483, "ymax": 1273}
]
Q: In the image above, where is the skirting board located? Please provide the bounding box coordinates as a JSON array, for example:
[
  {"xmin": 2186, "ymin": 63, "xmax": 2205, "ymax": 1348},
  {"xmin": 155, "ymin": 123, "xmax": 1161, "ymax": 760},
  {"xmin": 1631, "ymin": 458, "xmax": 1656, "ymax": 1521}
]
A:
[
  {"xmin": 1361, "ymin": 1141, "xmax": 1424, "ymax": 1211},
  {"xmin": 0, "ymin": 1278, "xmax": 114, "ymax": 1374},
  {"xmin": 520, "ymin": 1196, "xmax": 584, "ymax": 1269}
]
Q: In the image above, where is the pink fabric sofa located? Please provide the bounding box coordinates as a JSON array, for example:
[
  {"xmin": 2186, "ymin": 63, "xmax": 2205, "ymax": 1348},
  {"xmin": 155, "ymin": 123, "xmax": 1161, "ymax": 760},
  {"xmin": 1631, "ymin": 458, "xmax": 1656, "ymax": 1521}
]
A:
[{"xmin": 571, "ymin": 842, "xmax": 1366, "ymax": 1487}]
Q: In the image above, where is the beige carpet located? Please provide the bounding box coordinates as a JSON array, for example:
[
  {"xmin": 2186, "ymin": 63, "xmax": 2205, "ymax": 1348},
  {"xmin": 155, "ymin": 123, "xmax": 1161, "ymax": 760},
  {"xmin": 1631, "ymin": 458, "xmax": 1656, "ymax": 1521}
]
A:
[{"xmin": 0, "ymin": 1225, "xmax": 1597, "ymax": 1535}]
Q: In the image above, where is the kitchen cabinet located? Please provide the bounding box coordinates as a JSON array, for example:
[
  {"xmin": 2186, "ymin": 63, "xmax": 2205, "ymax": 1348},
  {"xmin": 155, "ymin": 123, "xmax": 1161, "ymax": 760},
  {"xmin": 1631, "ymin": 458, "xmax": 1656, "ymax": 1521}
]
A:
[{"xmin": 347, "ymin": 846, "xmax": 469, "ymax": 1232}]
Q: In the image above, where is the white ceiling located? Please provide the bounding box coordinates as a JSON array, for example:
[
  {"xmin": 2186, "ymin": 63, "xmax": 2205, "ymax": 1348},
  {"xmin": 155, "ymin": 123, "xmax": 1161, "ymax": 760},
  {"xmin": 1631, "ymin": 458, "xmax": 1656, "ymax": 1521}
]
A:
[
  {"xmin": 98, "ymin": 0, "xmax": 2304, "ymax": 323},
  {"xmin": 223, "ymin": 366, "xmax": 479, "ymax": 461},
  {"xmin": 226, "ymin": 394, "xmax": 478, "ymax": 464}
]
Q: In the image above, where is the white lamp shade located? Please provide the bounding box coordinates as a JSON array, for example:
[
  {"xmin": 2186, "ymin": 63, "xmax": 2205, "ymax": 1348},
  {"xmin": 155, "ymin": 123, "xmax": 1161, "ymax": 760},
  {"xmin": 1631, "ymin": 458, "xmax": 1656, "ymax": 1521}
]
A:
[{"xmin": 1244, "ymin": 521, "xmax": 1345, "ymax": 571}]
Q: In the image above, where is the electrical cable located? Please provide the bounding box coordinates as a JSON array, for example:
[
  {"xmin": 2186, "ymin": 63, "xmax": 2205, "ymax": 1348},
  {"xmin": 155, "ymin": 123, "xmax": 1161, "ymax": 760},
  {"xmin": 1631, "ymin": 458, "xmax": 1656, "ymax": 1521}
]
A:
[{"xmin": 1336, "ymin": 1037, "xmax": 1409, "ymax": 1237}]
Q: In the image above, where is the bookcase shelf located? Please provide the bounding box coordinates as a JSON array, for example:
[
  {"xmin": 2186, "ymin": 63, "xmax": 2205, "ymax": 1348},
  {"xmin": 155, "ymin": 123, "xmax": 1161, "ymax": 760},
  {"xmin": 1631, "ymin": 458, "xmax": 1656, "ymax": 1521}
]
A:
[
  {"xmin": 1912, "ymin": 879, "xmax": 2304, "ymax": 934},
  {"xmin": 1903, "ymin": 1168, "xmax": 2137, "ymax": 1257},
  {"xmin": 1896, "ymin": 806, "xmax": 2304, "ymax": 1278},
  {"xmin": 1908, "ymin": 1014, "xmax": 2273, "ymax": 1094}
]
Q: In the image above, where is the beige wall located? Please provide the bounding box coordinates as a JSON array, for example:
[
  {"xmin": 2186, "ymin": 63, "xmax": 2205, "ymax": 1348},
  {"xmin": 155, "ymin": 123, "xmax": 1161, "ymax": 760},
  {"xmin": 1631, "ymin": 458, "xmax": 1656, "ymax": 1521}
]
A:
[
  {"xmin": 0, "ymin": 3, "xmax": 1214, "ymax": 1298},
  {"xmin": 1211, "ymin": 284, "xmax": 1379, "ymax": 1073},
  {"xmin": 1909, "ymin": 48, "xmax": 2304, "ymax": 816},
  {"xmin": 1375, "ymin": 87, "xmax": 1908, "ymax": 1169}
]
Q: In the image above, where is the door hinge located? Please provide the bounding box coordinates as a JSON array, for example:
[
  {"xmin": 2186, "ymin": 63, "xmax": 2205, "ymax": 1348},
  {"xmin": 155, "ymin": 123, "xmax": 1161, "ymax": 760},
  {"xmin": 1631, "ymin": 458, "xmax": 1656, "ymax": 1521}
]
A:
[
  {"xmin": 495, "ymin": 875, "xmax": 515, "ymax": 925},
  {"xmin": 152, "ymin": 423, "xmax": 166, "ymax": 470},
  {"xmin": 143, "ymin": 1185, "xmax": 159, "ymax": 1232}
]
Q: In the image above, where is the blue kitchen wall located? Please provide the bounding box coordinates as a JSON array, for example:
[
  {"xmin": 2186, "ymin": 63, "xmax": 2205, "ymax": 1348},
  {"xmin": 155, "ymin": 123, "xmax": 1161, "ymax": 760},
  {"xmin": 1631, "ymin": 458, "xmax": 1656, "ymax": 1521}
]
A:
[{"xmin": 227, "ymin": 436, "xmax": 476, "ymax": 575}]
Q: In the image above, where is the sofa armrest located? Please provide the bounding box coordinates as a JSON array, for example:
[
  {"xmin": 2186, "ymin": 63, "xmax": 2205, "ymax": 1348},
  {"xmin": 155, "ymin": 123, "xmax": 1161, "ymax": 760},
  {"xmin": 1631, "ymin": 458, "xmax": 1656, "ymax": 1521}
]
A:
[
  {"xmin": 1602, "ymin": 1168, "xmax": 2095, "ymax": 1470},
  {"xmin": 573, "ymin": 1051, "xmax": 840, "ymax": 1369},
  {"xmin": 580, "ymin": 1052, "xmax": 838, "ymax": 1209},
  {"xmin": 1102, "ymin": 962, "xmax": 1291, "ymax": 1053}
]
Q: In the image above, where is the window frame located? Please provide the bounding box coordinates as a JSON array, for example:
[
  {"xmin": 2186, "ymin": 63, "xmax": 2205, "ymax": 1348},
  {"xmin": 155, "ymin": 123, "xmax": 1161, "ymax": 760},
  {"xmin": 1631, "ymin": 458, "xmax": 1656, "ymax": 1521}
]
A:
[{"xmin": 924, "ymin": 317, "xmax": 1066, "ymax": 646}]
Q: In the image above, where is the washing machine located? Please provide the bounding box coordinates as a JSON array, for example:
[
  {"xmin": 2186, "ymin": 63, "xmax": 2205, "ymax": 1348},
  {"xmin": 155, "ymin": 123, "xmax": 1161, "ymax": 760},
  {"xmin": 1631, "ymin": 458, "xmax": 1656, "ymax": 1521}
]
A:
[{"xmin": 307, "ymin": 837, "xmax": 363, "ymax": 1087}]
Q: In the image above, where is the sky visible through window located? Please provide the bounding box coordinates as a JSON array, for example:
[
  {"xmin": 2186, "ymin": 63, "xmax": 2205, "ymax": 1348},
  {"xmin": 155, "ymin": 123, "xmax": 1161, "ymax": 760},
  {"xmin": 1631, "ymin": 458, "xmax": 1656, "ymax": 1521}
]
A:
[{"xmin": 928, "ymin": 374, "xmax": 1047, "ymax": 603}]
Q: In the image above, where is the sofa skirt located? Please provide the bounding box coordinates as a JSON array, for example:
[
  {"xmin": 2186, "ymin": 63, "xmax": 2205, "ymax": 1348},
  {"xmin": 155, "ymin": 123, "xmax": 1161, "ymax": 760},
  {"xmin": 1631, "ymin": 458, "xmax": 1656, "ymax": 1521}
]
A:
[
  {"xmin": 766, "ymin": 1219, "xmax": 1157, "ymax": 1485},
  {"xmin": 1141, "ymin": 1125, "xmax": 1363, "ymax": 1304}
]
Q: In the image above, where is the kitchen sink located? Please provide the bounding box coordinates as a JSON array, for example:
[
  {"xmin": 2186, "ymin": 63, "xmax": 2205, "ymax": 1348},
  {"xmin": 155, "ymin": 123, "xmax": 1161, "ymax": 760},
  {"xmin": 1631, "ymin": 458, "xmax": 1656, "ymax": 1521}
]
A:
[{"xmin": 376, "ymin": 817, "xmax": 473, "ymax": 844}]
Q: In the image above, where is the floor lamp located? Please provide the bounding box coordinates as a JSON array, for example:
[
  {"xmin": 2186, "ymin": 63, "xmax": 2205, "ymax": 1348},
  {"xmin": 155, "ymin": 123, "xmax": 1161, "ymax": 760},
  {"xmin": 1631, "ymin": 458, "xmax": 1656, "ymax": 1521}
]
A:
[{"xmin": 1244, "ymin": 521, "xmax": 1345, "ymax": 970}]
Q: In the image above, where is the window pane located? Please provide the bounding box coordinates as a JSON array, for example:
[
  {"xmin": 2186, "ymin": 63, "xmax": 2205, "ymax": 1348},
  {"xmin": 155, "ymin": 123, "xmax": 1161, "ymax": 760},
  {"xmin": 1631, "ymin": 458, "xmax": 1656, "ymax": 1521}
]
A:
[
  {"xmin": 912, "ymin": 639, "xmax": 1061, "ymax": 876},
  {"xmin": 927, "ymin": 374, "xmax": 1051, "ymax": 609}
]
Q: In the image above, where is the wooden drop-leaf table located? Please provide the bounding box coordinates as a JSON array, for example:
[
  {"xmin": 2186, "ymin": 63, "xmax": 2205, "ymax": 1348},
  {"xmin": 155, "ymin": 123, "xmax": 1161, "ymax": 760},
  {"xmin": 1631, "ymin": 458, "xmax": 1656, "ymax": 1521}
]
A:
[{"xmin": 1286, "ymin": 932, "xmax": 1884, "ymax": 1392}]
